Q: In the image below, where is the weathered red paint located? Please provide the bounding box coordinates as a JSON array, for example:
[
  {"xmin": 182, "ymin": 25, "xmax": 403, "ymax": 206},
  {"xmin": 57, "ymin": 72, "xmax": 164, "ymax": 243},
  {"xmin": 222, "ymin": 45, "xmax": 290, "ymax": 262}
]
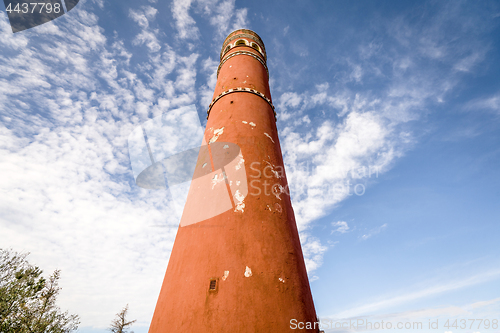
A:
[{"xmin": 149, "ymin": 29, "xmax": 319, "ymax": 333}]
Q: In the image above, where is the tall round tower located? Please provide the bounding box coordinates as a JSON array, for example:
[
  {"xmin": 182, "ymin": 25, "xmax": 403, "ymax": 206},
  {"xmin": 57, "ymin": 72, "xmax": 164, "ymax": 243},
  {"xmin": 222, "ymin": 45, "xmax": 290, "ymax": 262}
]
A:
[{"xmin": 149, "ymin": 29, "xmax": 319, "ymax": 332}]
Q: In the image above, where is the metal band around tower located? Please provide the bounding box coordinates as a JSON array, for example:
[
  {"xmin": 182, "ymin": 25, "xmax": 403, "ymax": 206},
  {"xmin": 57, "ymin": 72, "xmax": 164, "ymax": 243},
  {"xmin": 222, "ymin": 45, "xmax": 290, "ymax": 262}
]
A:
[
  {"xmin": 207, "ymin": 87, "xmax": 277, "ymax": 121},
  {"xmin": 217, "ymin": 51, "xmax": 269, "ymax": 78}
]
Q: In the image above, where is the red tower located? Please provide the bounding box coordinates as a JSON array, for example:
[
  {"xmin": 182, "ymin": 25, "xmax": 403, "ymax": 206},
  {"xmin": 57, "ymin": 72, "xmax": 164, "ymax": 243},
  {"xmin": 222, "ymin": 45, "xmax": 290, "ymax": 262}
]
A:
[{"xmin": 149, "ymin": 29, "xmax": 319, "ymax": 332}]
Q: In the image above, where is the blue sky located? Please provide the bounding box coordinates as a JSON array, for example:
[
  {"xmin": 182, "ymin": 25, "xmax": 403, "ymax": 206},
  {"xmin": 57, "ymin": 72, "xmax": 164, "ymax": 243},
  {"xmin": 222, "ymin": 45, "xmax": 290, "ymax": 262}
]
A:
[{"xmin": 1, "ymin": 0, "xmax": 500, "ymax": 332}]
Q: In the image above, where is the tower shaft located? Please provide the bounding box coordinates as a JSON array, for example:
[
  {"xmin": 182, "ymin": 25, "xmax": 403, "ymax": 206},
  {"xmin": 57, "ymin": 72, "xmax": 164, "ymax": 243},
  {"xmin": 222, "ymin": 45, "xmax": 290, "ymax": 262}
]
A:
[{"xmin": 149, "ymin": 29, "xmax": 318, "ymax": 332}]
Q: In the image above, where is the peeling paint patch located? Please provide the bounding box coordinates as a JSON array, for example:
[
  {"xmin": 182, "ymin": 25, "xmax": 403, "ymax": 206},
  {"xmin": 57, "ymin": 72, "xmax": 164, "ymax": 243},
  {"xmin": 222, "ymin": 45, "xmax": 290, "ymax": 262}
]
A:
[
  {"xmin": 235, "ymin": 157, "xmax": 245, "ymax": 170},
  {"xmin": 264, "ymin": 132, "xmax": 275, "ymax": 143},
  {"xmin": 274, "ymin": 203, "xmax": 282, "ymax": 213},
  {"xmin": 222, "ymin": 270, "xmax": 229, "ymax": 281},
  {"xmin": 236, "ymin": 180, "xmax": 241, "ymax": 186},
  {"xmin": 266, "ymin": 205, "xmax": 272, "ymax": 211},
  {"xmin": 202, "ymin": 163, "xmax": 207, "ymax": 168},
  {"xmin": 223, "ymin": 144, "xmax": 229, "ymax": 149},
  {"xmin": 242, "ymin": 121, "xmax": 256, "ymax": 129},
  {"xmin": 234, "ymin": 189, "xmax": 245, "ymax": 212},
  {"xmin": 272, "ymin": 184, "xmax": 285, "ymax": 200},
  {"xmin": 279, "ymin": 277, "xmax": 285, "ymax": 283},
  {"xmin": 265, "ymin": 161, "xmax": 283, "ymax": 179},
  {"xmin": 244, "ymin": 266, "xmax": 252, "ymax": 277},
  {"xmin": 209, "ymin": 127, "xmax": 224, "ymax": 144},
  {"xmin": 212, "ymin": 172, "xmax": 225, "ymax": 189}
]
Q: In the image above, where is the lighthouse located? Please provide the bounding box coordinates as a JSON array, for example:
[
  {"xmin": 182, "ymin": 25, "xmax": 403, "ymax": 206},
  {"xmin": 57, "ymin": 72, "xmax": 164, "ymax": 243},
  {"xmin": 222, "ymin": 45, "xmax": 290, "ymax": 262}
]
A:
[{"xmin": 149, "ymin": 29, "xmax": 319, "ymax": 332}]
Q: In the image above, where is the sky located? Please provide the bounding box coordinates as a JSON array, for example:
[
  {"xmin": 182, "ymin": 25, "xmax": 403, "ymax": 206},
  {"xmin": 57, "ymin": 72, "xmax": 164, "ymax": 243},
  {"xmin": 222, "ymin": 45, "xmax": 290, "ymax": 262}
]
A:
[{"xmin": 1, "ymin": 0, "xmax": 500, "ymax": 332}]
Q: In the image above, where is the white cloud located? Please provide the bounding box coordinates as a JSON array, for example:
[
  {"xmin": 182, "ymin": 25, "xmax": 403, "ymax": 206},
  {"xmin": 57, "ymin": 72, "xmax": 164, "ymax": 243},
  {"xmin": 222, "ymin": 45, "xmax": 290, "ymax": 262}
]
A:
[
  {"xmin": 129, "ymin": 6, "xmax": 161, "ymax": 52},
  {"xmin": 174, "ymin": 53, "xmax": 199, "ymax": 91},
  {"xmin": 465, "ymin": 92, "xmax": 500, "ymax": 113},
  {"xmin": 0, "ymin": 124, "xmax": 177, "ymax": 328},
  {"xmin": 92, "ymin": 0, "xmax": 105, "ymax": 8},
  {"xmin": 360, "ymin": 223, "xmax": 387, "ymax": 240},
  {"xmin": 129, "ymin": 6, "xmax": 157, "ymax": 29},
  {"xmin": 349, "ymin": 64, "xmax": 363, "ymax": 82},
  {"xmin": 171, "ymin": 0, "xmax": 199, "ymax": 40},
  {"xmin": 0, "ymin": 12, "xmax": 29, "ymax": 48},
  {"xmin": 208, "ymin": 0, "xmax": 235, "ymax": 39},
  {"xmin": 175, "ymin": 0, "xmax": 250, "ymax": 41},
  {"xmin": 231, "ymin": 8, "xmax": 248, "ymax": 31},
  {"xmin": 300, "ymin": 233, "xmax": 328, "ymax": 274},
  {"xmin": 329, "ymin": 269, "xmax": 500, "ymax": 320},
  {"xmin": 275, "ymin": 86, "xmax": 405, "ymax": 271},
  {"xmin": 279, "ymin": 92, "xmax": 303, "ymax": 109},
  {"xmin": 332, "ymin": 221, "xmax": 349, "ymax": 234},
  {"xmin": 199, "ymin": 56, "xmax": 219, "ymax": 109},
  {"xmin": 272, "ymin": 2, "xmax": 495, "ymax": 273},
  {"xmin": 0, "ymin": 5, "xmax": 198, "ymax": 330},
  {"xmin": 282, "ymin": 109, "xmax": 394, "ymax": 231},
  {"xmin": 453, "ymin": 51, "xmax": 485, "ymax": 72},
  {"xmin": 320, "ymin": 301, "xmax": 499, "ymax": 333}
]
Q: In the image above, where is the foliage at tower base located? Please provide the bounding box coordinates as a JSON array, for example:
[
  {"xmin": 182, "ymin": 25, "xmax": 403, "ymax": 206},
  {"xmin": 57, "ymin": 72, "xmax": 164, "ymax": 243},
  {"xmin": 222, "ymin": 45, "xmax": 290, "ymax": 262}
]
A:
[{"xmin": 0, "ymin": 249, "xmax": 79, "ymax": 333}]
